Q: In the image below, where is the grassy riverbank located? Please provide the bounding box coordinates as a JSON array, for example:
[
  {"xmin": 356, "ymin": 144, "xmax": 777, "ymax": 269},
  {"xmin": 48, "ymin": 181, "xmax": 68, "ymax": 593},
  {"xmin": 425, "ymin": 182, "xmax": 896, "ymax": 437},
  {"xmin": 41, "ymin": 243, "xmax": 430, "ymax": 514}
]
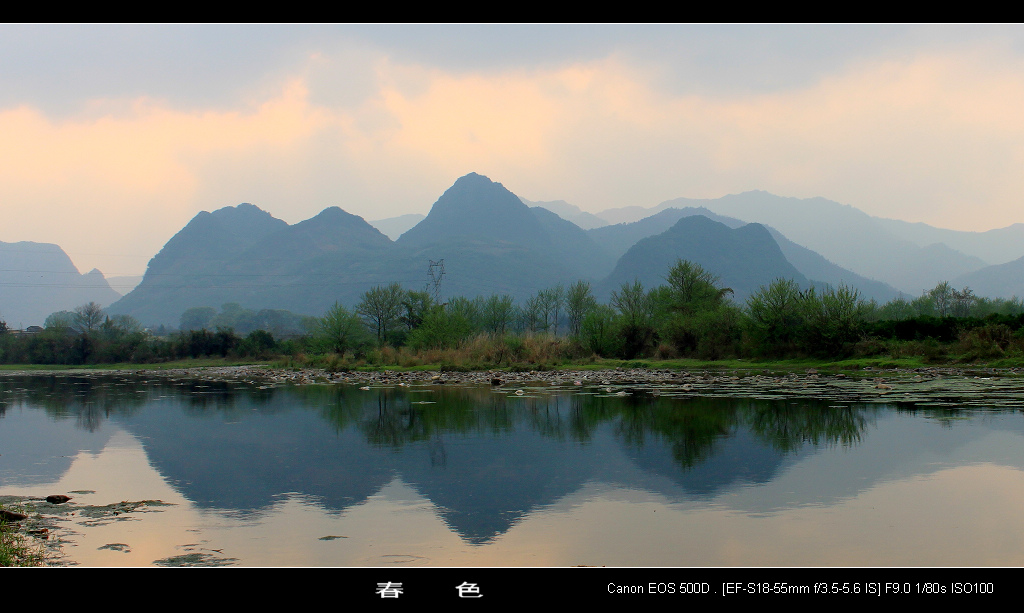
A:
[
  {"xmin": 4, "ymin": 353, "xmax": 1024, "ymax": 377},
  {"xmin": 284, "ymin": 353, "xmax": 1024, "ymax": 376},
  {"xmin": 0, "ymin": 506, "xmax": 45, "ymax": 567},
  {"xmin": 0, "ymin": 357, "xmax": 275, "ymax": 372}
]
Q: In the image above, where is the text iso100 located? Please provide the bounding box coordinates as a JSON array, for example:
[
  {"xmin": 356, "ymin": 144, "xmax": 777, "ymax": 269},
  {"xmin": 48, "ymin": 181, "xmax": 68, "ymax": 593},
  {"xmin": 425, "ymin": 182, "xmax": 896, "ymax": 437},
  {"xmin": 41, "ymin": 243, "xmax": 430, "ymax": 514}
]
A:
[{"xmin": 953, "ymin": 583, "xmax": 994, "ymax": 594}]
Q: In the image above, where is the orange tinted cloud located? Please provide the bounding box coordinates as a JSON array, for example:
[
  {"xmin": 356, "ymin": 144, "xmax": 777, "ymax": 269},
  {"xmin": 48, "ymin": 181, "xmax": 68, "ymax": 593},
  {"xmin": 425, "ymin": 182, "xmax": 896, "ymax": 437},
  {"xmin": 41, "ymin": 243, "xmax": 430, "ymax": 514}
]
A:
[
  {"xmin": 0, "ymin": 80, "xmax": 333, "ymax": 274},
  {"xmin": 6, "ymin": 45, "xmax": 1024, "ymax": 277}
]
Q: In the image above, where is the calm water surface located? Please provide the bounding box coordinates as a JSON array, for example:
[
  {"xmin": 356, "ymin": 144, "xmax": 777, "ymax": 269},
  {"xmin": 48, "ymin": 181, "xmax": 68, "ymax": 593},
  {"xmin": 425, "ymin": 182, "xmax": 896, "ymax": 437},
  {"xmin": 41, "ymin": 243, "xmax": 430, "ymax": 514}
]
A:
[{"xmin": 2, "ymin": 373, "xmax": 1023, "ymax": 567}]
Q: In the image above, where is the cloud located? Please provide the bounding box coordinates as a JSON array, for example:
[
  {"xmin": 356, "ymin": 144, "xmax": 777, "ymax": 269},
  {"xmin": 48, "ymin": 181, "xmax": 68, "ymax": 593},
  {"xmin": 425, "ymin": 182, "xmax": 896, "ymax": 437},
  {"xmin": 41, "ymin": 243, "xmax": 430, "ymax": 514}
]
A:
[
  {"xmin": 7, "ymin": 38, "xmax": 1024, "ymax": 277},
  {"xmin": 320, "ymin": 47, "xmax": 1024, "ymax": 232},
  {"xmin": 0, "ymin": 79, "xmax": 333, "ymax": 274},
  {"xmin": 393, "ymin": 47, "xmax": 1024, "ymax": 230}
]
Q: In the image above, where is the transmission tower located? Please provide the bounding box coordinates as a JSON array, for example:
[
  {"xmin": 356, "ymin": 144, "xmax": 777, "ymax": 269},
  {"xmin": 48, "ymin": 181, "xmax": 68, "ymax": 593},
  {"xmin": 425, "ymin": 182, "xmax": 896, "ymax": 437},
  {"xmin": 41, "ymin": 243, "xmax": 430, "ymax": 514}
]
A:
[{"xmin": 427, "ymin": 259, "xmax": 445, "ymax": 302}]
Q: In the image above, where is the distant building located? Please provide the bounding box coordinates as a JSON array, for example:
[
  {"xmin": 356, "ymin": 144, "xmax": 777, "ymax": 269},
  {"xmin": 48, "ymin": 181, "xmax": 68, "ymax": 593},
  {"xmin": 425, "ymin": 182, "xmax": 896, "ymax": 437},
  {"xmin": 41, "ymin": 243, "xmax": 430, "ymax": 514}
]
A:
[{"xmin": 8, "ymin": 326, "xmax": 44, "ymax": 335}]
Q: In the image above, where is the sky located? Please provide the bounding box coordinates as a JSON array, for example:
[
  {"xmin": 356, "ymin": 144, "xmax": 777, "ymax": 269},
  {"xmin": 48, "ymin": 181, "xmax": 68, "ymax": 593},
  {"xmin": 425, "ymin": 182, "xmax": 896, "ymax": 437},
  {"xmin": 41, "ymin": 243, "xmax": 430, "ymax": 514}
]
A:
[{"xmin": 4, "ymin": 24, "xmax": 1024, "ymax": 278}]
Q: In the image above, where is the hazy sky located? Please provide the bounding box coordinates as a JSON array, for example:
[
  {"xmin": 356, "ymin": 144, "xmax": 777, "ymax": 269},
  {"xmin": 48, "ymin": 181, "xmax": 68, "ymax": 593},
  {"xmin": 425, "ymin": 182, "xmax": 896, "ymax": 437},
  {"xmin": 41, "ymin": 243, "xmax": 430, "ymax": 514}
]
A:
[{"xmin": 5, "ymin": 24, "xmax": 1024, "ymax": 276}]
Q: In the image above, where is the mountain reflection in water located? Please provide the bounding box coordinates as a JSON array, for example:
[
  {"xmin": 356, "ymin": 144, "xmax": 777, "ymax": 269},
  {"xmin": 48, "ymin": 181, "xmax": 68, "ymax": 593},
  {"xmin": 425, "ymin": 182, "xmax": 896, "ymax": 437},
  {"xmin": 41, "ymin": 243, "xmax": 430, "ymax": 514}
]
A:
[{"xmin": 3, "ymin": 373, "xmax": 1023, "ymax": 565}]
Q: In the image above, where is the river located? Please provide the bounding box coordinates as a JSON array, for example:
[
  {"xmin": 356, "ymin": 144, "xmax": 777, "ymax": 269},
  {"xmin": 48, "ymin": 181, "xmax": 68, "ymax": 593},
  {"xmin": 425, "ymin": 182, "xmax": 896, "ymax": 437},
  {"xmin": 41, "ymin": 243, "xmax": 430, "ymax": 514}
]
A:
[{"xmin": 2, "ymin": 371, "xmax": 1023, "ymax": 566}]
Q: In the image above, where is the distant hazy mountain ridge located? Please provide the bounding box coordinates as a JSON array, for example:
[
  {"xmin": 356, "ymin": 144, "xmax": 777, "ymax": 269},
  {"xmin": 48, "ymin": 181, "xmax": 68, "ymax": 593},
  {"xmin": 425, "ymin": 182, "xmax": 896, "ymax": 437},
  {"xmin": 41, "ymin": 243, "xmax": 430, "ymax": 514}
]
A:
[
  {"xmin": 370, "ymin": 213, "xmax": 426, "ymax": 240},
  {"xmin": 598, "ymin": 191, "xmax": 996, "ymax": 294},
  {"xmin": 0, "ymin": 241, "xmax": 121, "ymax": 327},
  {"xmin": 521, "ymin": 198, "xmax": 609, "ymax": 230},
  {"xmin": 589, "ymin": 206, "xmax": 900, "ymax": 301}
]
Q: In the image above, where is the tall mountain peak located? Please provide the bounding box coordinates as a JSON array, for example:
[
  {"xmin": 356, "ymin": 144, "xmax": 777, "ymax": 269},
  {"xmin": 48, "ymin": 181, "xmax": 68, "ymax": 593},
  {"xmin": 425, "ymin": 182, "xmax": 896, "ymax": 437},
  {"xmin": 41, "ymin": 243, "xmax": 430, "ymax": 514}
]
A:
[
  {"xmin": 397, "ymin": 172, "xmax": 544, "ymax": 246},
  {"xmin": 431, "ymin": 172, "xmax": 514, "ymax": 213}
]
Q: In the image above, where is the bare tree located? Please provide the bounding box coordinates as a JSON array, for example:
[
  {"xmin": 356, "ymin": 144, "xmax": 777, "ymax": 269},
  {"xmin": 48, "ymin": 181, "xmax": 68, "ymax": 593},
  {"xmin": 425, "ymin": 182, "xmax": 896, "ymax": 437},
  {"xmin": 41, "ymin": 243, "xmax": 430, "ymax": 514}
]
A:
[
  {"xmin": 520, "ymin": 294, "xmax": 545, "ymax": 333},
  {"xmin": 611, "ymin": 280, "xmax": 653, "ymax": 328},
  {"xmin": 952, "ymin": 286, "xmax": 978, "ymax": 318},
  {"xmin": 535, "ymin": 286, "xmax": 564, "ymax": 334},
  {"xmin": 611, "ymin": 279, "xmax": 655, "ymax": 359},
  {"xmin": 74, "ymin": 302, "xmax": 105, "ymax": 333},
  {"xmin": 566, "ymin": 280, "xmax": 596, "ymax": 337},
  {"xmin": 548, "ymin": 284, "xmax": 565, "ymax": 335},
  {"xmin": 482, "ymin": 294, "xmax": 516, "ymax": 336},
  {"xmin": 928, "ymin": 281, "xmax": 953, "ymax": 317},
  {"xmin": 356, "ymin": 283, "xmax": 406, "ymax": 345}
]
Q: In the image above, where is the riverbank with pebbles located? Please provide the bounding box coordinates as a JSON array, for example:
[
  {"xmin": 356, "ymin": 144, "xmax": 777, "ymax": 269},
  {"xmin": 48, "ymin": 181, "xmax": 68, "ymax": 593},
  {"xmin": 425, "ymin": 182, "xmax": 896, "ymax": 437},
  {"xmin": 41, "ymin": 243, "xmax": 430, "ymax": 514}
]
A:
[{"xmin": 6, "ymin": 364, "xmax": 1024, "ymax": 407}]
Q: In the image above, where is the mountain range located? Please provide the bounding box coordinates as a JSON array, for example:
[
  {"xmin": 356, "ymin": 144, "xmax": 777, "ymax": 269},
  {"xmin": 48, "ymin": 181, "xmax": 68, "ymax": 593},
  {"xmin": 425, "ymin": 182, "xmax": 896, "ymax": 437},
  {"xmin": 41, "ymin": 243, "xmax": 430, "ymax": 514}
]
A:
[
  {"xmin": 8, "ymin": 172, "xmax": 1024, "ymax": 328},
  {"xmin": 594, "ymin": 192, "xmax": 1000, "ymax": 294},
  {"xmin": 106, "ymin": 173, "xmax": 908, "ymax": 326}
]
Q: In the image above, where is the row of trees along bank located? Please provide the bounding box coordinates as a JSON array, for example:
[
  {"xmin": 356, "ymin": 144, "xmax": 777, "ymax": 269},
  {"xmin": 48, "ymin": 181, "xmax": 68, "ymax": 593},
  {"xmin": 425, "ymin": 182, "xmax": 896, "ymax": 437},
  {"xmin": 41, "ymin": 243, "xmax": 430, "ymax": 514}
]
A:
[
  {"xmin": 4, "ymin": 260, "xmax": 1024, "ymax": 366},
  {"xmin": 305, "ymin": 259, "xmax": 1024, "ymax": 365}
]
